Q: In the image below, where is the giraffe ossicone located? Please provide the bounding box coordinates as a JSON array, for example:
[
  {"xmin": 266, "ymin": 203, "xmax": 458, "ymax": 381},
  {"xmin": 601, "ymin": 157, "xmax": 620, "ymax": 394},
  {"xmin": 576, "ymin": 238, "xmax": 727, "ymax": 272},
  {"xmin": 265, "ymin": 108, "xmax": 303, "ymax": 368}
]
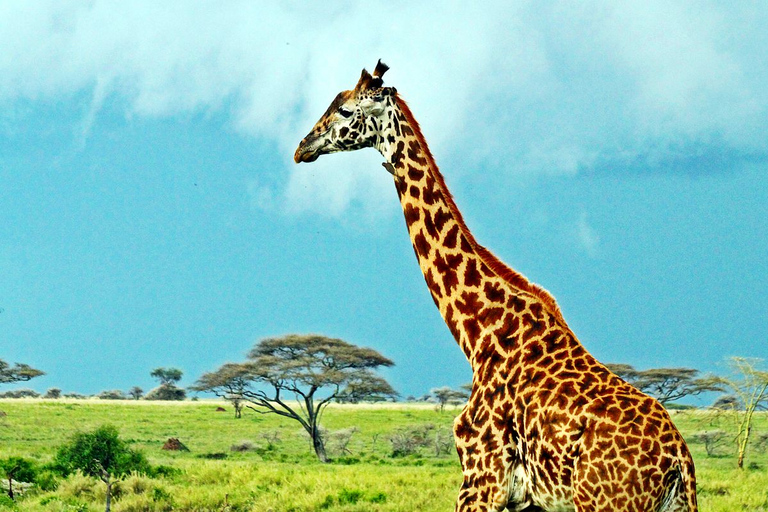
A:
[{"xmin": 295, "ymin": 61, "xmax": 698, "ymax": 512}]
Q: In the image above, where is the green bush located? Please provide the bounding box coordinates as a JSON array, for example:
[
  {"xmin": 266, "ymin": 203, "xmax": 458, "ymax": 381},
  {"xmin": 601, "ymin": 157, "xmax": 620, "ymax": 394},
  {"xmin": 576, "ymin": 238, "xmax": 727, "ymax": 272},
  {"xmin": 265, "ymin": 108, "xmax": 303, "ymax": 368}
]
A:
[
  {"xmin": 0, "ymin": 494, "xmax": 16, "ymax": 509},
  {"xmin": 0, "ymin": 457, "xmax": 38, "ymax": 484},
  {"xmin": 53, "ymin": 425, "xmax": 153, "ymax": 478},
  {"xmin": 33, "ymin": 470, "xmax": 59, "ymax": 492}
]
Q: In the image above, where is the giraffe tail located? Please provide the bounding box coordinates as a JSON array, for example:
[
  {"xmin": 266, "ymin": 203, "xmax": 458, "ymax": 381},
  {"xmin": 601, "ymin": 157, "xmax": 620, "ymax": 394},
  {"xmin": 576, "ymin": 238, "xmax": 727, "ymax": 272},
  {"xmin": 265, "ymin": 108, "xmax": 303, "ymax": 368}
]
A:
[{"xmin": 661, "ymin": 459, "xmax": 697, "ymax": 512}]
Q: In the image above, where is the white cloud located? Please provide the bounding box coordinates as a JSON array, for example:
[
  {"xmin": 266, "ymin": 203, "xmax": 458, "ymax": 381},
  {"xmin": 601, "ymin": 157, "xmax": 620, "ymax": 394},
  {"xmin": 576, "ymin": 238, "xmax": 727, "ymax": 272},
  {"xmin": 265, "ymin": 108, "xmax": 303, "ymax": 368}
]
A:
[
  {"xmin": 576, "ymin": 212, "xmax": 600, "ymax": 257},
  {"xmin": 1, "ymin": 1, "xmax": 766, "ymax": 215}
]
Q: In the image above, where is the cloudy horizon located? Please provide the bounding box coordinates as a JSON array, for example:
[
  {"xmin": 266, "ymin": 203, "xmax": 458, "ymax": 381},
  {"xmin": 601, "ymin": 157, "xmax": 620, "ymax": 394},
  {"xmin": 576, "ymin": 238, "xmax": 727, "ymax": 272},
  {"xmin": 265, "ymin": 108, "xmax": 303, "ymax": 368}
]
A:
[{"xmin": 1, "ymin": 2, "xmax": 766, "ymax": 398}]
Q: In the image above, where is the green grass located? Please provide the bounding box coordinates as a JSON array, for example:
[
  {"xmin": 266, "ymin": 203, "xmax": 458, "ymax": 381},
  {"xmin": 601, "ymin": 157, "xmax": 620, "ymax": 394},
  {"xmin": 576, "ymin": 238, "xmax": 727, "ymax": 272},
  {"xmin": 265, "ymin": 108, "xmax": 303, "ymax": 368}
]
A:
[{"xmin": 1, "ymin": 400, "xmax": 767, "ymax": 511}]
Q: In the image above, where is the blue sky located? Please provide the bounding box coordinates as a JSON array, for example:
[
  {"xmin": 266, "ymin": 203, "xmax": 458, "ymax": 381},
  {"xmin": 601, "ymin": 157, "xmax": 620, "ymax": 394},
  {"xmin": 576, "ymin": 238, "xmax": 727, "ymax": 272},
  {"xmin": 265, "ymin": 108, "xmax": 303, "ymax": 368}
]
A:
[{"xmin": 1, "ymin": 2, "xmax": 766, "ymax": 401}]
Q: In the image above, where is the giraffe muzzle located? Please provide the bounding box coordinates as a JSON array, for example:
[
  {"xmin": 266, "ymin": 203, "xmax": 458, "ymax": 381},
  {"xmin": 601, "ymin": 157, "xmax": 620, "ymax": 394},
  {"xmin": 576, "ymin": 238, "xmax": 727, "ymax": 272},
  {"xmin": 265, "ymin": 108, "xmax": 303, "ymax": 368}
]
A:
[
  {"xmin": 294, "ymin": 134, "xmax": 324, "ymax": 163},
  {"xmin": 294, "ymin": 147, "xmax": 319, "ymax": 163}
]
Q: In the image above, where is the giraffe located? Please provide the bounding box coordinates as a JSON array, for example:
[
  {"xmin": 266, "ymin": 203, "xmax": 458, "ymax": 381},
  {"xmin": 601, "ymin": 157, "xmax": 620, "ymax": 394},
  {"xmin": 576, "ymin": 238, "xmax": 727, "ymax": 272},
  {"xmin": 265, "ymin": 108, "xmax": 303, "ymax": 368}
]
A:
[{"xmin": 294, "ymin": 61, "xmax": 698, "ymax": 512}]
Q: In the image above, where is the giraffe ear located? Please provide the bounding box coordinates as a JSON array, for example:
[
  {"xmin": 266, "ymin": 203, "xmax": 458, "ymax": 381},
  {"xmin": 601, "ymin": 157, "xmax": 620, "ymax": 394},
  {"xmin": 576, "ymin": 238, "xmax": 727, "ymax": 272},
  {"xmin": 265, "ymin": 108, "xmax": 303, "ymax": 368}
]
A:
[{"xmin": 355, "ymin": 68, "xmax": 374, "ymax": 91}]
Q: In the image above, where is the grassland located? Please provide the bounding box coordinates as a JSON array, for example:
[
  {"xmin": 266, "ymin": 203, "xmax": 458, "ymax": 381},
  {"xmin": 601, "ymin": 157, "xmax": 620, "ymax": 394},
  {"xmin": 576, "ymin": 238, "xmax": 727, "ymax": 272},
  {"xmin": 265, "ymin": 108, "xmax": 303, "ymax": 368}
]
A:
[{"xmin": 1, "ymin": 399, "xmax": 767, "ymax": 511}]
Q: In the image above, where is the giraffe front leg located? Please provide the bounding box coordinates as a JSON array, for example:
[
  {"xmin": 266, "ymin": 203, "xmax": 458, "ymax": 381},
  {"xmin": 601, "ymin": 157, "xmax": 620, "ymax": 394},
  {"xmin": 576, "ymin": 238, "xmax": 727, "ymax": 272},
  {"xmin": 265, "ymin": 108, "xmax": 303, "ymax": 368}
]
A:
[{"xmin": 453, "ymin": 404, "xmax": 521, "ymax": 512}]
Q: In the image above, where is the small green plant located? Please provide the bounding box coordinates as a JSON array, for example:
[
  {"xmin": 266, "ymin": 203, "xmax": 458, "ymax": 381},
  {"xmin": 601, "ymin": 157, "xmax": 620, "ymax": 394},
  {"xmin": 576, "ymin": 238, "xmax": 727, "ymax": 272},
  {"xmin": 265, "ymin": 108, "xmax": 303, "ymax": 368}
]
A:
[
  {"xmin": 0, "ymin": 493, "xmax": 16, "ymax": 508},
  {"xmin": 0, "ymin": 456, "xmax": 38, "ymax": 500},
  {"xmin": 53, "ymin": 425, "xmax": 152, "ymax": 478},
  {"xmin": 53, "ymin": 425, "xmax": 154, "ymax": 511}
]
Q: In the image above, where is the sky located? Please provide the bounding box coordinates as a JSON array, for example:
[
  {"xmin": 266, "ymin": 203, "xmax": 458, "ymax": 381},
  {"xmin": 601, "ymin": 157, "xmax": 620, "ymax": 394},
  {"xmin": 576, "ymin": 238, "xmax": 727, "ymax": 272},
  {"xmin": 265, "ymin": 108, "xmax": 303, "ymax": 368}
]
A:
[{"xmin": 1, "ymin": 2, "xmax": 766, "ymax": 402}]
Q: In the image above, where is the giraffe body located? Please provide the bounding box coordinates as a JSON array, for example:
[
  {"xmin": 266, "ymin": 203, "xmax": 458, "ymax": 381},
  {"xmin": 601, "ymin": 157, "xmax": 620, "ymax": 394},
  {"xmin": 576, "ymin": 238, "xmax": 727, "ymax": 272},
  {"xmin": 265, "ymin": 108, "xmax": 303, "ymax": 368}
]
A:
[{"xmin": 295, "ymin": 61, "xmax": 697, "ymax": 512}]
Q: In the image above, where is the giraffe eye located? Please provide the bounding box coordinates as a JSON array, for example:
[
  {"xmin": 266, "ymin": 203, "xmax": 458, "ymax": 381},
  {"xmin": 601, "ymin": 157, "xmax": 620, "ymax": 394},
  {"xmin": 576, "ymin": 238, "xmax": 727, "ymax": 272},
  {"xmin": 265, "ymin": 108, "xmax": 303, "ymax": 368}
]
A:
[{"xmin": 338, "ymin": 107, "xmax": 353, "ymax": 118}]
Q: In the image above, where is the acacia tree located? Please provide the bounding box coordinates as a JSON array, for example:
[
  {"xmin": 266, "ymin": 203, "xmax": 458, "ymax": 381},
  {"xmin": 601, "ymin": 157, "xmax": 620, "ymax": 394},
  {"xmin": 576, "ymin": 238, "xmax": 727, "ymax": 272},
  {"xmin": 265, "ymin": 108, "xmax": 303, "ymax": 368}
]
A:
[
  {"xmin": 146, "ymin": 367, "xmax": 185, "ymax": 401},
  {"xmin": 150, "ymin": 367, "xmax": 182, "ymax": 385},
  {"xmin": 606, "ymin": 364, "xmax": 722, "ymax": 405},
  {"xmin": 430, "ymin": 386, "xmax": 470, "ymax": 412},
  {"xmin": 711, "ymin": 357, "xmax": 768, "ymax": 469},
  {"xmin": 0, "ymin": 359, "xmax": 44, "ymax": 385},
  {"xmin": 193, "ymin": 334, "xmax": 397, "ymax": 462}
]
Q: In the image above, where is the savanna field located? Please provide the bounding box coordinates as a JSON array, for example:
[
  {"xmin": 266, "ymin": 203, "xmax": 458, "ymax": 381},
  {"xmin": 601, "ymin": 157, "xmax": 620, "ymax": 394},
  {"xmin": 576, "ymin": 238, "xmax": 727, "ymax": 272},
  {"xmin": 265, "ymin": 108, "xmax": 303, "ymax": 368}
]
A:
[{"xmin": 1, "ymin": 400, "xmax": 767, "ymax": 511}]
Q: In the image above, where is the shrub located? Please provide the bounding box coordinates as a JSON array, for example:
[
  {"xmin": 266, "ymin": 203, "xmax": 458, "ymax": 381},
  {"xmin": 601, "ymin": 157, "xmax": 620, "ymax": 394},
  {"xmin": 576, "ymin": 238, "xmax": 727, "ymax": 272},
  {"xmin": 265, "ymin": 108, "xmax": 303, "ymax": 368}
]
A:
[
  {"xmin": 53, "ymin": 425, "xmax": 153, "ymax": 478},
  {"xmin": 0, "ymin": 456, "xmax": 39, "ymax": 499},
  {"xmin": 0, "ymin": 456, "xmax": 38, "ymax": 484},
  {"xmin": 389, "ymin": 424, "xmax": 435, "ymax": 457},
  {"xmin": 689, "ymin": 430, "xmax": 729, "ymax": 457},
  {"xmin": 34, "ymin": 470, "xmax": 60, "ymax": 492},
  {"xmin": 43, "ymin": 388, "xmax": 62, "ymax": 399},
  {"xmin": 97, "ymin": 390, "xmax": 128, "ymax": 400},
  {"xmin": 144, "ymin": 384, "xmax": 186, "ymax": 401},
  {"xmin": 328, "ymin": 427, "xmax": 360, "ymax": 455},
  {"xmin": 0, "ymin": 389, "xmax": 39, "ymax": 399},
  {"xmin": 230, "ymin": 441, "xmax": 256, "ymax": 452}
]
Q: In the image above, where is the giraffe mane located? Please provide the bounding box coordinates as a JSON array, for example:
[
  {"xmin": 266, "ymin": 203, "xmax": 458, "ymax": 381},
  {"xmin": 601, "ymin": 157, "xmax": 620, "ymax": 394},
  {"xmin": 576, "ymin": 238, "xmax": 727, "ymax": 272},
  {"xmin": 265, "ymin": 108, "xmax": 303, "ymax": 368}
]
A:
[{"xmin": 394, "ymin": 94, "xmax": 567, "ymax": 327}]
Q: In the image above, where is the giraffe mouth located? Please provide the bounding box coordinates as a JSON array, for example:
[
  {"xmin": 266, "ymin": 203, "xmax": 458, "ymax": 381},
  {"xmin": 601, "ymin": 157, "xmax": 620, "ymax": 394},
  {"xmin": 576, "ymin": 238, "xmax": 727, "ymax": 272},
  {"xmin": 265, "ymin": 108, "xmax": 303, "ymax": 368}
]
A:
[
  {"xmin": 294, "ymin": 136, "xmax": 329, "ymax": 163},
  {"xmin": 294, "ymin": 149, "xmax": 320, "ymax": 163}
]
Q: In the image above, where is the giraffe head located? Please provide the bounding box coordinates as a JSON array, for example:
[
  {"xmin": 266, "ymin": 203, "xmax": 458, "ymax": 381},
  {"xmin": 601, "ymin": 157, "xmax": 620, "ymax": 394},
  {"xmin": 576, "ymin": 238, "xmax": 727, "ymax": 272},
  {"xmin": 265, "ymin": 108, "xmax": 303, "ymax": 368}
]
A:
[{"xmin": 294, "ymin": 60, "xmax": 395, "ymax": 163}]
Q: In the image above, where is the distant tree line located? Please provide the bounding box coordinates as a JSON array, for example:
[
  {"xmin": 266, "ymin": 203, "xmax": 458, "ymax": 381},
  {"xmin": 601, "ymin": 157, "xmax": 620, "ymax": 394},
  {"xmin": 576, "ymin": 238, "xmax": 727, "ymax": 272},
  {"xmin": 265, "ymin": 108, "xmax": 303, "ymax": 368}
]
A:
[
  {"xmin": 3, "ymin": 346, "xmax": 768, "ymax": 468},
  {"xmin": 0, "ymin": 360, "xmax": 186, "ymax": 401}
]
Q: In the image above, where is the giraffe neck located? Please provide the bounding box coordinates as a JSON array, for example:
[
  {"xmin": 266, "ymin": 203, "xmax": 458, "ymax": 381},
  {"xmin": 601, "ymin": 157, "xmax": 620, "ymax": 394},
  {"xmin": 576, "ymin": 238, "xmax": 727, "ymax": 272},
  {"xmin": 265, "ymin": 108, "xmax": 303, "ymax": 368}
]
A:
[{"xmin": 377, "ymin": 96, "xmax": 567, "ymax": 366}]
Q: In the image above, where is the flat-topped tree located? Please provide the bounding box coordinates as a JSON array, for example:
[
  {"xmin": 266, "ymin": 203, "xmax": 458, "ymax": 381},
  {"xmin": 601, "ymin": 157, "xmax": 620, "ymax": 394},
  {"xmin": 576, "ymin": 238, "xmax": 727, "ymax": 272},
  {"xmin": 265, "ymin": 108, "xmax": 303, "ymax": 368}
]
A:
[
  {"xmin": 150, "ymin": 367, "xmax": 182, "ymax": 385},
  {"xmin": 193, "ymin": 334, "xmax": 396, "ymax": 462},
  {"xmin": 606, "ymin": 364, "xmax": 724, "ymax": 406},
  {"xmin": 0, "ymin": 359, "xmax": 44, "ymax": 385}
]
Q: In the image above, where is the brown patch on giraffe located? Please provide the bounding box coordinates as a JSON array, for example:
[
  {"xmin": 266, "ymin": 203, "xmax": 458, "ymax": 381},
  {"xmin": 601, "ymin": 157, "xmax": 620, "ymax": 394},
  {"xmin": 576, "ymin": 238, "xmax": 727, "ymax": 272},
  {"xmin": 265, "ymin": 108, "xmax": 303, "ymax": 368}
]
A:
[
  {"xmin": 509, "ymin": 295, "xmax": 528, "ymax": 313},
  {"xmin": 478, "ymin": 306, "xmax": 505, "ymax": 327},
  {"xmin": 463, "ymin": 317, "xmax": 482, "ymax": 342},
  {"xmin": 424, "ymin": 210, "xmax": 439, "ymax": 239},
  {"xmin": 392, "ymin": 140, "xmax": 405, "ymax": 168},
  {"xmin": 435, "ymin": 251, "xmax": 463, "ymax": 295},
  {"xmin": 407, "ymin": 164, "xmax": 424, "ymax": 181},
  {"xmin": 541, "ymin": 329, "xmax": 566, "ymax": 353},
  {"xmin": 403, "ymin": 203, "xmax": 420, "ymax": 226},
  {"xmin": 407, "ymin": 139, "xmax": 427, "ymax": 165},
  {"xmin": 484, "ymin": 281, "xmax": 507, "ymax": 303},
  {"xmin": 456, "ymin": 291, "xmax": 483, "ymax": 315},
  {"xmin": 494, "ymin": 313, "xmax": 521, "ymax": 349},
  {"xmin": 444, "ymin": 224, "xmax": 460, "ymax": 250},
  {"xmin": 463, "ymin": 258, "xmax": 483, "ymax": 287},
  {"xmin": 457, "ymin": 234, "xmax": 472, "ymax": 254},
  {"xmin": 409, "ymin": 185, "xmax": 420, "ymax": 199},
  {"xmin": 434, "ymin": 208, "xmax": 451, "ymax": 233},
  {"xmin": 523, "ymin": 341, "xmax": 545, "ymax": 366},
  {"xmin": 521, "ymin": 315, "xmax": 546, "ymax": 344},
  {"xmin": 422, "ymin": 174, "xmax": 439, "ymax": 205},
  {"xmin": 413, "ymin": 231, "xmax": 430, "ymax": 259}
]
